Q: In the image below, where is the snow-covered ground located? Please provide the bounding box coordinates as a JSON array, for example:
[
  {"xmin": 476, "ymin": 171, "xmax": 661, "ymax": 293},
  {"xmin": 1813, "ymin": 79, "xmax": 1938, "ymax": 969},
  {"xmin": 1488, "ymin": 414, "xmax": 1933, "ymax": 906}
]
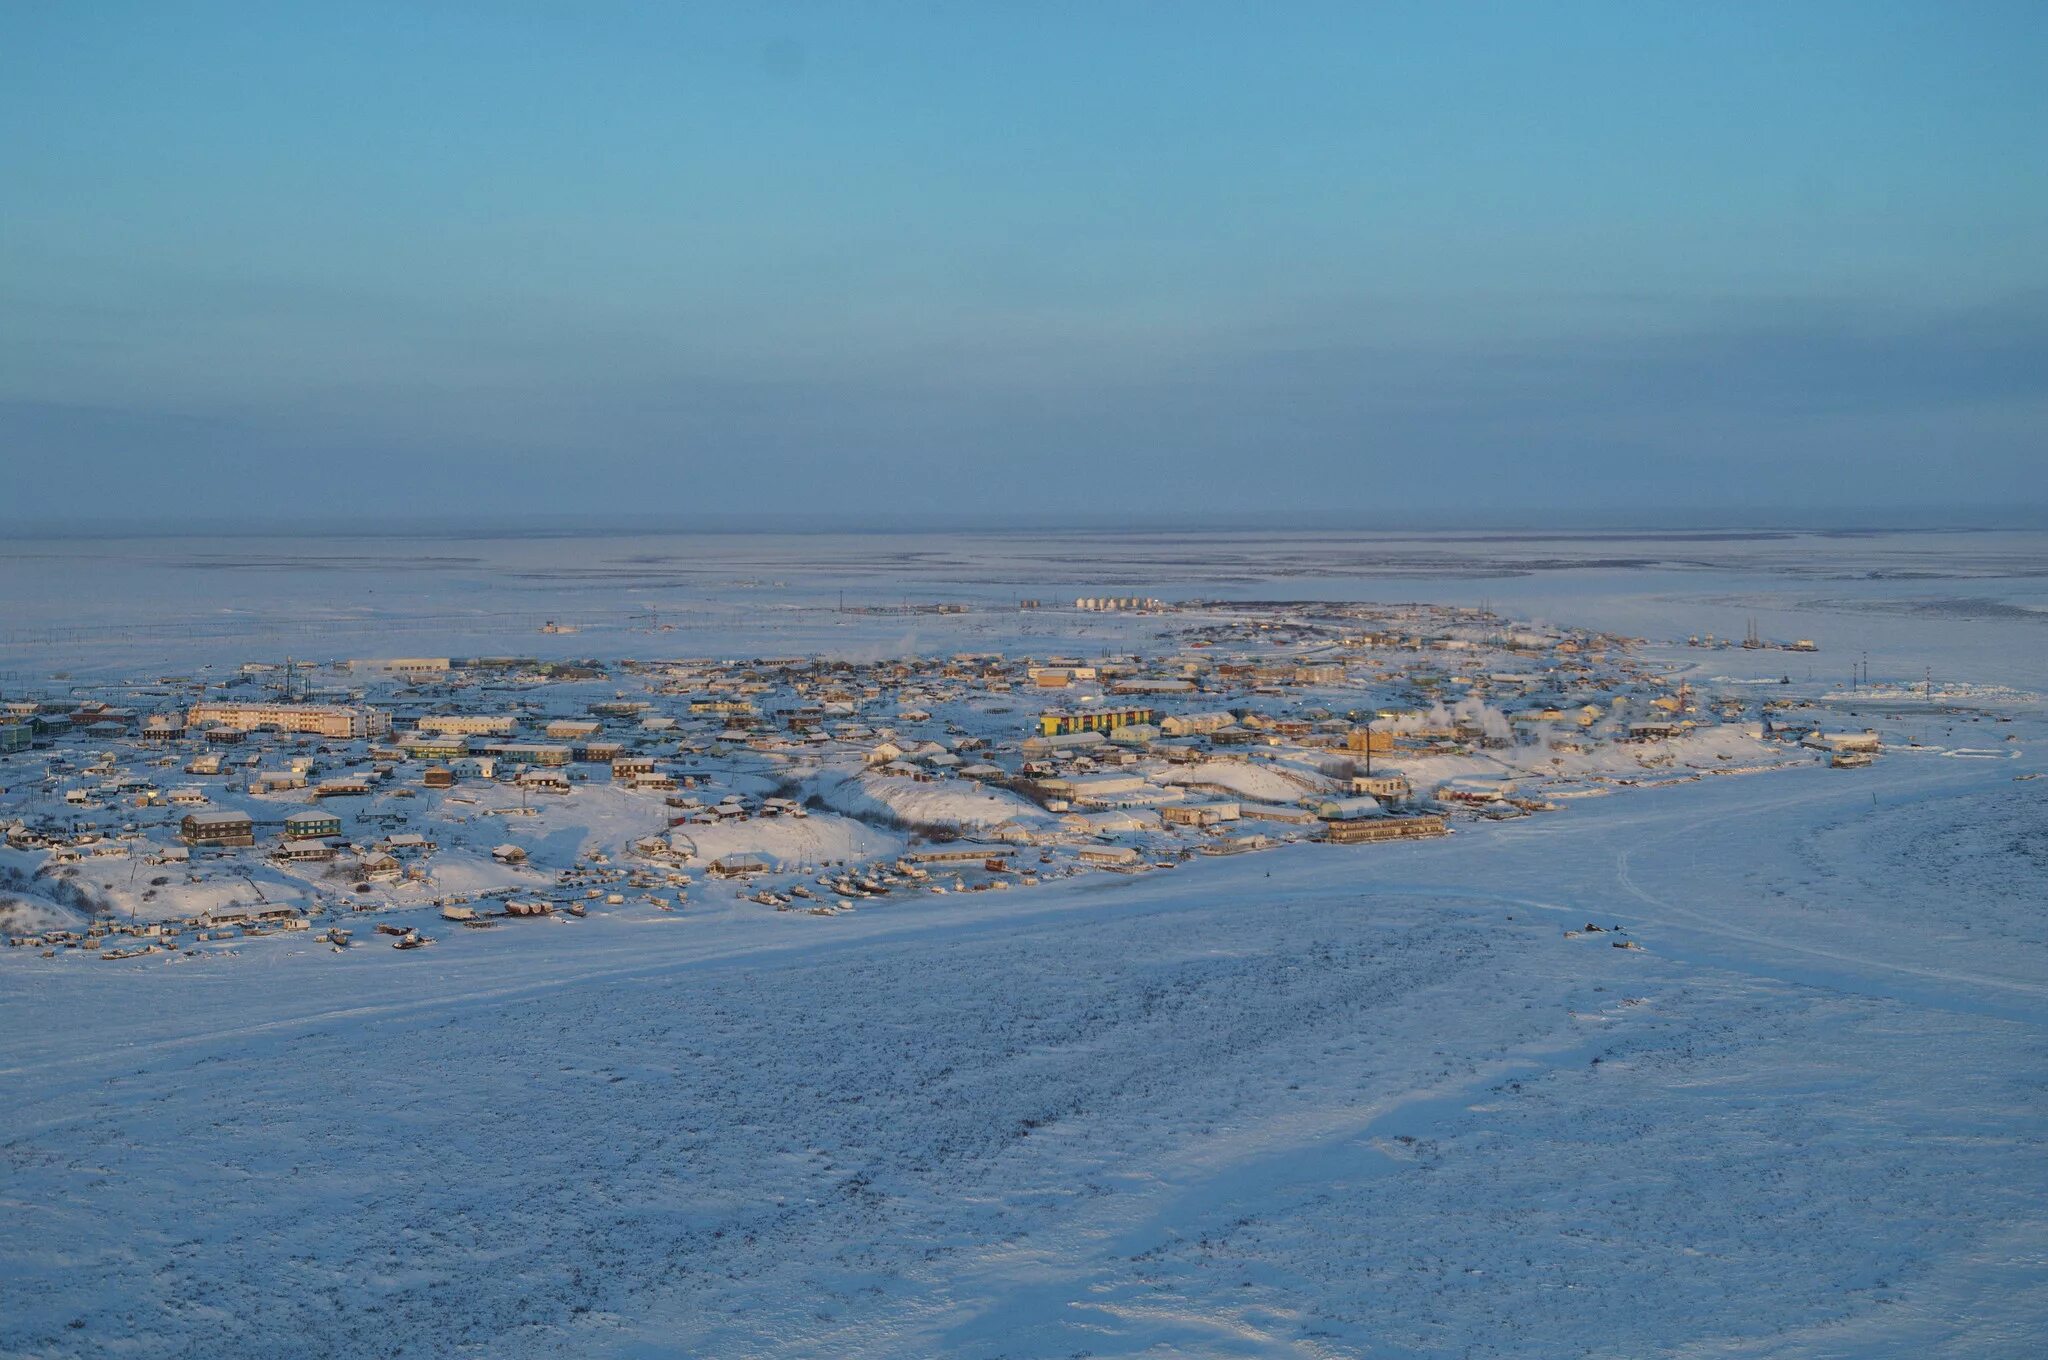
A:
[
  {"xmin": 2, "ymin": 527, "xmax": 2044, "ymax": 1358},
  {"xmin": 813, "ymin": 768, "xmax": 1054, "ymax": 835}
]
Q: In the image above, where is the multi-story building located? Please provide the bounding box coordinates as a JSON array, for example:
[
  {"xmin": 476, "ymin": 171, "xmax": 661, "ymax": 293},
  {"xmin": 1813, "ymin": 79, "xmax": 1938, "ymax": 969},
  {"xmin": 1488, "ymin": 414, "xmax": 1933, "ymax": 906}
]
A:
[
  {"xmin": 283, "ymin": 811, "xmax": 344, "ymax": 840},
  {"xmin": 181, "ymin": 810, "xmax": 255, "ymax": 848},
  {"xmin": 1037, "ymin": 706, "xmax": 1154, "ymax": 737},
  {"xmin": 186, "ymin": 703, "xmax": 390, "ymax": 740},
  {"xmin": 417, "ymin": 714, "xmax": 518, "ymax": 736}
]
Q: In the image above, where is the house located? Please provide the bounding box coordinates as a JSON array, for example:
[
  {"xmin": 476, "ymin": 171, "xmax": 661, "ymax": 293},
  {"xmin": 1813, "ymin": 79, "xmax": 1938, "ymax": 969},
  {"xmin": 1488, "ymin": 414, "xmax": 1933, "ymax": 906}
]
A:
[
  {"xmin": 1350, "ymin": 773, "xmax": 1411, "ymax": 802},
  {"xmin": 315, "ymin": 776, "xmax": 375, "ymax": 799},
  {"xmin": 490, "ymin": 843, "xmax": 528, "ymax": 864},
  {"xmin": 1626, "ymin": 720, "xmax": 1686, "ymax": 742}
]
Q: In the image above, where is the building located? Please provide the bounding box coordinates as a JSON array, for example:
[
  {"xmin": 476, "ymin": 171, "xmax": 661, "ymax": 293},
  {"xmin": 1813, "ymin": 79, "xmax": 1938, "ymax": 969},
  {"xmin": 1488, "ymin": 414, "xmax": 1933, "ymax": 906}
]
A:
[
  {"xmin": 283, "ymin": 811, "xmax": 343, "ymax": 840},
  {"xmin": 1322, "ymin": 814, "xmax": 1448, "ymax": 844},
  {"xmin": 1802, "ymin": 728, "xmax": 1882, "ymax": 754},
  {"xmin": 1037, "ymin": 706, "xmax": 1154, "ymax": 738},
  {"xmin": 348, "ymin": 658, "xmax": 452, "ymax": 677},
  {"xmin": 1160, "ymin": 711, "xmax": 1236, "ymax": 738},
  {"xmin": 485, "ymin": 743, "xmax": 573, "ymax": 767},
  {"xmin": 1351, "ymin": 773, "xmax": 1412, "ymax": 802},
  {"xmin": 417, "ymin": 714, "xmax": 518, "ymax": 736},
  {"xmin": 181, "ymin": 810, "xmax": 255, "ymax": 848},
  {"xmin": 399, "ymin": 731, "xmax": 472, "ymax": 760},
  {"xmin": 186, "ymin": 702, "xmax": 390, "ymax": 740},
  {"xmin": 1344, "ymin": 727, "xmax": 1395, "ymax": 754},
  {"xmin": 314, "ymin": 776, "xmax": 375, "ymax": 798},
  {"xmin": 1019, "ymin": 730, "xmax": 1108, "ymax": 759},
  {"xmin": 1161, "ymin": 801, "xmax": 1240, "ymax": 827}
]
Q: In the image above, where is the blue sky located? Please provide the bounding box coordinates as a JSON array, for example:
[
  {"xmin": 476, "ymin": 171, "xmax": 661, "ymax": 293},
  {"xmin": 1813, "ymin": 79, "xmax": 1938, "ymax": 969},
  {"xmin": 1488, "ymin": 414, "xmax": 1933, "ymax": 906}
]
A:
[{"xmin": 3, "ymin": 2, "xmax": 2045, "ymax": 525}]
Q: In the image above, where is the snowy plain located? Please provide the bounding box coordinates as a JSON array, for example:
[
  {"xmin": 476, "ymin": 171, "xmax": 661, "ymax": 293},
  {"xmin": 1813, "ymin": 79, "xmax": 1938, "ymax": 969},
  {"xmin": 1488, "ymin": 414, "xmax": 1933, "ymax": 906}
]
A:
[{"xmin": 2, "ymin": 526, "xmax": 2045, "ymax": 1359}]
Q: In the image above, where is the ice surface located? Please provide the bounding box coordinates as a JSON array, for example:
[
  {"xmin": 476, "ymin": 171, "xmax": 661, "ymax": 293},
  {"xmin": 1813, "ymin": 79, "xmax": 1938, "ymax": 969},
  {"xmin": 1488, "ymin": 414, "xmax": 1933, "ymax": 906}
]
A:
[{"xmin": 2, "ymin": 527, "xmax": 2044, "ymax": 1358}]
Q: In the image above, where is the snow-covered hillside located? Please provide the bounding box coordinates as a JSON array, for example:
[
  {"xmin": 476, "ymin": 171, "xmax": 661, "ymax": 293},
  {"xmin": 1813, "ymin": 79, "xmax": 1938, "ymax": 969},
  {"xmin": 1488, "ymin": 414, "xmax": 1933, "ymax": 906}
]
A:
[{"xmin": 4, "ymin": 747, "xmax": 2044, "ymax": 1359}]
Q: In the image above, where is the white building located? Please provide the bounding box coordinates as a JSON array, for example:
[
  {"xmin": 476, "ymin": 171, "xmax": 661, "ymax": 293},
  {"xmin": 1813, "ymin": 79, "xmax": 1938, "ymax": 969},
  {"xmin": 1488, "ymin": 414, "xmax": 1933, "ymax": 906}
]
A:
[
  {"xmin": 186, "ymin": 702, "xmax": 390, "ymax": 740},
  {"xmin": 417, "ymin": 714, "xmax": 519, "ymax": 736}
]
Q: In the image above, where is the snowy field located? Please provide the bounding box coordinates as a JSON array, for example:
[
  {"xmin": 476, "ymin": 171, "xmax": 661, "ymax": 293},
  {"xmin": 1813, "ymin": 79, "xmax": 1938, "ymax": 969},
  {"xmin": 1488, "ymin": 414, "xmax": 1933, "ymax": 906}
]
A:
[{"xmin": 3, "ymin": 527, "xmax": 2045, "ymax": 1358}]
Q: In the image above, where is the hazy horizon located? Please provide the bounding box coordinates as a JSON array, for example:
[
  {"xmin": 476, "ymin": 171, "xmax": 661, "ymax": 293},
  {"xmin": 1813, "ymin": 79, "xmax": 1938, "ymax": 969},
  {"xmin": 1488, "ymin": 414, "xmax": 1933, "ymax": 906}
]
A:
[{"xmin": 3, "ymin": 504, "xmax": 2045, "ymax": 542}]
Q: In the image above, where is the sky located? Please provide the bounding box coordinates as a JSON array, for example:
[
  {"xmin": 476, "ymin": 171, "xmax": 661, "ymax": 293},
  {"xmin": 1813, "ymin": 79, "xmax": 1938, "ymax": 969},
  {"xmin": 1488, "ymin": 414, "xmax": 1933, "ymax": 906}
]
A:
[{"xmin": 3, "ymin": 1, "xmax": 2046, "ymax": 528}]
